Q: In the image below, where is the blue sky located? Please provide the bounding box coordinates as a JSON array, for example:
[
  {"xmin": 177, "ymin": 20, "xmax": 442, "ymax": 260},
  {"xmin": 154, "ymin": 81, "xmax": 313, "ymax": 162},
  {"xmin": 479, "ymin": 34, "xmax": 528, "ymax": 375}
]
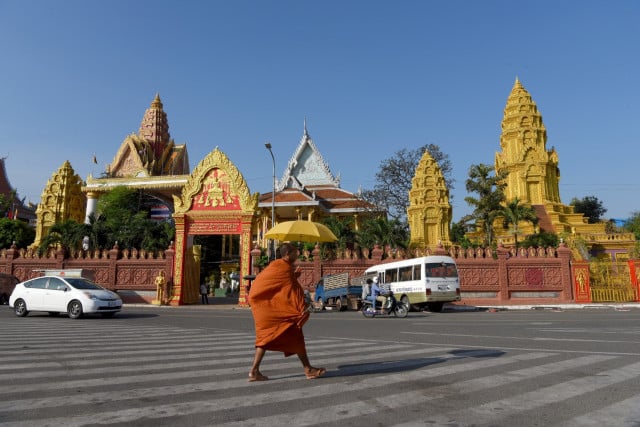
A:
[{"xmin": 1, "ymin": 1, "xmax": 638, "ymax": 222}]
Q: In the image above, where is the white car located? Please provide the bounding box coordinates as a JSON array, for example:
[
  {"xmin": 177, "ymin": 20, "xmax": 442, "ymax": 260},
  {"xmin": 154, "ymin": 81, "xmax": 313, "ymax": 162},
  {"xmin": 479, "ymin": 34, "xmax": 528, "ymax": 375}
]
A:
[{"xmin": 9, "ymin": 276, "xmax": 122, "ymax": 319}]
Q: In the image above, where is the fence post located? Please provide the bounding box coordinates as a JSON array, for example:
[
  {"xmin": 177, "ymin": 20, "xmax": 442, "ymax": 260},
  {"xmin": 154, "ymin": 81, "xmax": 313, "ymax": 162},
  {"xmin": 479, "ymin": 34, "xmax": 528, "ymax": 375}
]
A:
[
  {"xmin": 313, "ymin": 244, "xmax": 321, "ymax": 285},
  {"xmin": 108, "ymin": 243, "xmax": 120, "ymax": 289},
  {"xmin": 557, "ymin": 242, "xmax": 573, "ymax": 302},
  {"xmin": 496, "ymin": 243, "xmax": 509, "ymax": 302},
  {"xmin": 629, "ymin": 259, "xmax": 640, "ymax": 302},
  {"xmin": 572, "ymin": 261, "xmax": 592, "ymax": 303}
]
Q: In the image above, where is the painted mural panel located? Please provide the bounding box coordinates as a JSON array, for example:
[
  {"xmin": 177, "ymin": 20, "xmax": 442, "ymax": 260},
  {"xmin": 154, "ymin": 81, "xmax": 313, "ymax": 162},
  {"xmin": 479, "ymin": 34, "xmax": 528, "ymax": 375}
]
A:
[{"xmin": 191, "ymin": 168, "xmax": 240, "ymax": 210}]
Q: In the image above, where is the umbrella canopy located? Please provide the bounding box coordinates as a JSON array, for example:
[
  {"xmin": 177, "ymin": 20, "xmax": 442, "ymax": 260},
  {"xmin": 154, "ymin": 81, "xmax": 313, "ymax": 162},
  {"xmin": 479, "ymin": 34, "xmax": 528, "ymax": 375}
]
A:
[{"xmin": 264, "ymin": 220, "xmax": 338, "ymax": 243}]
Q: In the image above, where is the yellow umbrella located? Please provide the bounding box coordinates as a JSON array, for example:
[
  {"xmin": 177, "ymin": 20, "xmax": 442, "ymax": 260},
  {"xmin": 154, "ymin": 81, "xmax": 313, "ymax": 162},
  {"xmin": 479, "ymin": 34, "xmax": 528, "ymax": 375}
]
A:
[{"xmin": 264, "ymin": 220, "xmax": 338, "ymax": 243}]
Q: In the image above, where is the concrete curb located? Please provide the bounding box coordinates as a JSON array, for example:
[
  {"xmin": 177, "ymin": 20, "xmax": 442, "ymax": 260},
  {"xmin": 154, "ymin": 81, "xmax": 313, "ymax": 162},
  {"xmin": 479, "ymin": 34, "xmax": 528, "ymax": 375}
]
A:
[
  {"xmin": 122, "ymin": 302, "xmax": 640, "ymax": 312},
  {"xmin": 447, "ymin": 303, "xmax": 640, "ymax": 312}
]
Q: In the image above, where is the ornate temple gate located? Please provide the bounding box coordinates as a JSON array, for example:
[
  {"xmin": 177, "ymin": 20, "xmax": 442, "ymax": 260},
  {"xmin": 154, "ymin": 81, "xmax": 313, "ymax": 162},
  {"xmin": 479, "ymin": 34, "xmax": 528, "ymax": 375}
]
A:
[
  {"xmin": 169, "ymin": 148, "xmax": 258, "ymax": 306},
  {"xmin": 588, "ymin": 260, "xmax": 638, "ymax": 303}
]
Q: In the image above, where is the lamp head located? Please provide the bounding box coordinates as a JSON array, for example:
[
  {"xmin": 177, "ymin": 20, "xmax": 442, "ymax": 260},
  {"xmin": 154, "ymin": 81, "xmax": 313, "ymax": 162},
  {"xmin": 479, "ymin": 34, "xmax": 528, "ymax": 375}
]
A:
[{"xmin": 265, "ymin": 142, "xmax": 272, "ymax": 149}]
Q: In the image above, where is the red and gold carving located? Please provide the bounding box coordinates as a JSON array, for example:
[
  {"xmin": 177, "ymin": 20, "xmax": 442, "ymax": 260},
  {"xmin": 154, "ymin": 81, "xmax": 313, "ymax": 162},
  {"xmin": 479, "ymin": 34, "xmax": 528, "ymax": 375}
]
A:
[
  {"xmin": 191, "ymin": 168, "xmax": 240, "ymax": 211},
  {"xmin": 573, "ymin": 263, "xmax": 591, "ymax": 303},
  {"xmin": 188, "ymin": 220, "xmax": 242, "ymax": 234}
]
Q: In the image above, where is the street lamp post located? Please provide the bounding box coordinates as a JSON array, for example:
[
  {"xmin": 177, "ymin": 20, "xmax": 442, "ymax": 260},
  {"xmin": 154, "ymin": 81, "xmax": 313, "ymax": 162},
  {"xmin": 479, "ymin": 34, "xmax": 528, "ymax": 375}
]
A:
[{"xmin": 265, "ymin": 142, "xmax": 276, "ymax": 260}]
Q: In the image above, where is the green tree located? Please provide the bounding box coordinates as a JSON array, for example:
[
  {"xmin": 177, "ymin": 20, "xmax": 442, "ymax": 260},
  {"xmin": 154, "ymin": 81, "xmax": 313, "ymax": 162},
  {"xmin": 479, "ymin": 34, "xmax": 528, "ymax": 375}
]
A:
[
  {"xmin": 356, "ymin": 216, "xmax": 409, "ymax": 251},
  {"xmin": 0, "ymin": 190, "xmax": 16, "ymax": 217},
  {"xmin": 450, "ymin": 219, "xmax": 478, "ymax": 248},
  {"xmin": 501, "ymin": 197, "xmax": 538, "ymax": 248},
  {"xmin": 623, "ymin": 211, "xmax": 640, "ymax": 258},
  {"xmin": 624, "ymin": 211, "xmax": 640, "ymax": 240},
  {"xmin": 520, "ymin": 231, "xmax": 559, "ymax": 248},
  {"xmin": 321, "ymin": 216, "xmax": 356, "ymax": 250},
  {"xmin": 90, "ymin": 187, "xmax": 174, "ymax": 251},
  {"xmin": 570, "ymin": 195, "xmax": 607, "ymax": 224},
  {"xmin": 361, "ymin": 144, "xmax": 454, "ymax": 223},
  {"xmin": 37, "ymin": 219, "xmax": 90, "ymax": 255},
  {"xmin": 0, "ymin": 217, "xmax": 35, "ymax": 249},
  {"xmin": 464, "ymin": 163, "xmax": 507, "ymax": 246}
]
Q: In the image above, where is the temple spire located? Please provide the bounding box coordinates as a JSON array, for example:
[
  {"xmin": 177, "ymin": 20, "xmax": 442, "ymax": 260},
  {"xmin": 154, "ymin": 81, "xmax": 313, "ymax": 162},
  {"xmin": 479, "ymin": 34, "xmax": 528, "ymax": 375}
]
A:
[
  {"xmin": 139, "ymin": 93, "xmax": 170, "ymax": 159},
  {"xmin": 495, "ymin": 78, "xmax": 559, "ymax": 205},
  {"xmin": 303, "ymin": 117, "xmax": 309, "ymax": 137}
]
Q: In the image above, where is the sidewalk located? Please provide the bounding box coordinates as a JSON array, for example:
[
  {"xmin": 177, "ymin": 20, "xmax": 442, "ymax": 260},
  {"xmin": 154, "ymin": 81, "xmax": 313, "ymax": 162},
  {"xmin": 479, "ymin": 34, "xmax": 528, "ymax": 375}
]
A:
[
  {"xmin": 448, "ymin": 302, "xmax": 640, "ymax": 311},
  {"xmin": 127, "ymin": 295, "xmax": 245, "ymax": 309}
]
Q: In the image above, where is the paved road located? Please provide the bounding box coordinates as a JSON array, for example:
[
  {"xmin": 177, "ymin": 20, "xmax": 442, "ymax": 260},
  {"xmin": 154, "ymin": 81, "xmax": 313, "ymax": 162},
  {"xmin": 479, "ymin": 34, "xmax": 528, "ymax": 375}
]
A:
[{"xmin": 1, "ymin": 305, "xmax": 640, "ymax": 426}]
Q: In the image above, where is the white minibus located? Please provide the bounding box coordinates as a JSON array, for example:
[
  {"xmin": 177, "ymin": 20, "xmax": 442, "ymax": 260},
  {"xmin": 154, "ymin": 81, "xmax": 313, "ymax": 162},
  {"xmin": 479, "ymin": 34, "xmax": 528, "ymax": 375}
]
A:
[{"xmin": 364, "ymin": 256, "xmax": 460, "ymax": 312}]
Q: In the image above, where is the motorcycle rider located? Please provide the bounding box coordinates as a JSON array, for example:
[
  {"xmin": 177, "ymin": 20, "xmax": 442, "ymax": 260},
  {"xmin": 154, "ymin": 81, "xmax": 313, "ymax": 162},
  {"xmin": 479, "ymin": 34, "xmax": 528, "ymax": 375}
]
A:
[{"xmin": 369, "ymin": 276, "xmax": 388, "ymax": 312}]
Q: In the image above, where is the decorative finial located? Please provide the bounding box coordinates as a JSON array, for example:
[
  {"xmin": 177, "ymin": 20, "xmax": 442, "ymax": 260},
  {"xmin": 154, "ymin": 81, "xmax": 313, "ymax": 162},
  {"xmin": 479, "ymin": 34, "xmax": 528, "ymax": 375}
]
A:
[
  {"xmin": 303, "ymin": 117, "xmax": 309, "ymax": 137},
  {"xmin": 151, "ymin": 93, "xmax": 163, "ymax": 109},
  {"xmin": 513, "ymin": 77, "xmax": 523, "ymax": 89}
]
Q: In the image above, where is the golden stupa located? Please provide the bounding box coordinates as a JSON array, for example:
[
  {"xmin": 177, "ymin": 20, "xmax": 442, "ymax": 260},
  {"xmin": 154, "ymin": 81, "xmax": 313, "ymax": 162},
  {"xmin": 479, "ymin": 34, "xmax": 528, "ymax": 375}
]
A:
[
  {"xmin": 408, "ymin": 149, "xmax": 452, "ymax": 249},
  {"xmin": 493, "ymin": 78, "xmax": 635, "ymax": 260}
]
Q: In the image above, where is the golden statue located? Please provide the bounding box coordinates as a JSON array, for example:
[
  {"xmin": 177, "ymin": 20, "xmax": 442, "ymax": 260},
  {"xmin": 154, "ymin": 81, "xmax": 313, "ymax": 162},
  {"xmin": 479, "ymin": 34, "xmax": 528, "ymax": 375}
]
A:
[{"xmin": 153, "ymin": 271, "xmax": 167, "ymax": 305}]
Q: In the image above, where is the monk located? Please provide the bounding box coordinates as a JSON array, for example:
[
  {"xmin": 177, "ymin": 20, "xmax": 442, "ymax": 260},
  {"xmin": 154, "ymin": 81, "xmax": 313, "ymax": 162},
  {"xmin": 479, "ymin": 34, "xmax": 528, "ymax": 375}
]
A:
[{"xmin": 248, "ymin": 242, "xmax": 326, "ymax": 381}]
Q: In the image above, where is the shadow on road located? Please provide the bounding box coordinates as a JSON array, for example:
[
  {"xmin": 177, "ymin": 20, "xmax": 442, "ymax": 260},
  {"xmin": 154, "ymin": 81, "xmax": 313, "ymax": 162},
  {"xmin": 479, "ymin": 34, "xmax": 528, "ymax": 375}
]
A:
[{"xmin": 328, "ymin": 348, "xmax": 505, "ymax": 378}]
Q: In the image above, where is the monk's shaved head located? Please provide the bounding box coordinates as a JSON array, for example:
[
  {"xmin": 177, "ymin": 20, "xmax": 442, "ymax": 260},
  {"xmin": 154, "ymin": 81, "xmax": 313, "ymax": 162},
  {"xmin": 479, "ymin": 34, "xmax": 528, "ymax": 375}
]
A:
[{"xmin": 278, "ymin": 243, "xmax": 298, "ymax": 258}]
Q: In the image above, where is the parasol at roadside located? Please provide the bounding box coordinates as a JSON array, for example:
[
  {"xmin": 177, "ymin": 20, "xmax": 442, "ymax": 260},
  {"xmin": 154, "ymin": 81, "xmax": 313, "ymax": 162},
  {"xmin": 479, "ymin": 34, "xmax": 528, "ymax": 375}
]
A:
[{"xmin": 263, "ymin": 220, "xmax": 338, "ymax": 243}]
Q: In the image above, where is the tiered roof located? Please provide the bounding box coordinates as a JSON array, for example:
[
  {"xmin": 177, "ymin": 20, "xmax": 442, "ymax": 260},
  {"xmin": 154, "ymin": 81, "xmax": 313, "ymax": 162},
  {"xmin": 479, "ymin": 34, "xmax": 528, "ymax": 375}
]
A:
[{"xmin": 259, "ymin": 122, "xmax": 373, "ymax": 220}]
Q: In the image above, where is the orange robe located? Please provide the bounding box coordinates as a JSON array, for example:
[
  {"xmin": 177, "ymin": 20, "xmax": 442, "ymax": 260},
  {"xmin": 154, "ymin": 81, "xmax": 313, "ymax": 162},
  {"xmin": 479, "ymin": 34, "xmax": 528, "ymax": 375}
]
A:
[{"xmin": 249, "ymin": 258, "xmax": 309, "ymax": 357}]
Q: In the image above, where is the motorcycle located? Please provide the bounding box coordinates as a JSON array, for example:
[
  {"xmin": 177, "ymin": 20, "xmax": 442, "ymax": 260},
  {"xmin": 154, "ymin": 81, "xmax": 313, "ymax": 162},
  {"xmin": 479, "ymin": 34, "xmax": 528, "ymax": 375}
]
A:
[{"xmin": 361, "ymin": 291, "xmax": 409, "ymax": 318}]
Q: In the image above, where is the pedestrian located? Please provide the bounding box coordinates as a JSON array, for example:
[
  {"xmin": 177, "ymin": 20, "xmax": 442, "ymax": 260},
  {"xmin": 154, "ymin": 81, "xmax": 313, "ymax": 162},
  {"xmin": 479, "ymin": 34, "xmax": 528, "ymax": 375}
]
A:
[
  {"xmin": 200, "ymin": 282, "xmax": 209, "ymax": 304},
  {"xmin": 219, "ymin": 274, "xmax": 227, "ymax": 288},
  {"xmin": 230, "ymin": 272, "xmax": 239, "ymax": 293},
  {"xmin": 247, "ymin": 242, "xmax": 326, "ymax": 382}
]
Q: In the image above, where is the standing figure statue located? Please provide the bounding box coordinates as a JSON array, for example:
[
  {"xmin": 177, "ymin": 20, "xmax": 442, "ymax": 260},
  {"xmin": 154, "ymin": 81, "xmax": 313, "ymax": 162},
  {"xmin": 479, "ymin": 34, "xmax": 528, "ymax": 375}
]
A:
[{"xmin": 154, "ymin": 271, "xmax": 167, "ymax": 305}]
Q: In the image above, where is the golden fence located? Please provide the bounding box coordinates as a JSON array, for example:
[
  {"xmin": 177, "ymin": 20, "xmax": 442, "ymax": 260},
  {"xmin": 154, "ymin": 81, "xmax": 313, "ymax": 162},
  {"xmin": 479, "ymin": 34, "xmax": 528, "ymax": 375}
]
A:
[{"xmin": 589, "ymin": 260, "xmax": 638, "ymax": 302}]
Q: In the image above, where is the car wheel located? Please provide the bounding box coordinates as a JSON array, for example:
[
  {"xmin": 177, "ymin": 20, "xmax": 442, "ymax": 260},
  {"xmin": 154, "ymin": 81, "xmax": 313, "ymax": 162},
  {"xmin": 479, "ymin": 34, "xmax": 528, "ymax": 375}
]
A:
[
  {"xmin": 334, "ymin": 297, "xmax": 343, "ymax": 311},
  {"xmin": 14, "ymin": 299, "xmax": 28, "ymax": 317},
  {"xmin": 67, "ymin": 300, "xmax": 83, "ymax": 319},
  {"xmin": 400, "ymin": 295, "xmax": 413, "ymax": 312},
  {"xmin": 101, "ymin": 312, "xmax": 116, "ymax": 318},
  {"xmin": 316, "ymin": 298, "xmax": 325, "ymax": 311}
]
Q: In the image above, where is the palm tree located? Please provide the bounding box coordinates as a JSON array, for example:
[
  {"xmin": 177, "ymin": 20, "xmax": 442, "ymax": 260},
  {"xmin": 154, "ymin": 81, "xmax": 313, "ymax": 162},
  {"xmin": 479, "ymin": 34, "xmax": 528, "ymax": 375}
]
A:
[
  {"xmin": 322, "ymin": 216, "xmax": 356, "ymax": 250},
  {"xmin": 464, "ymin": 164, "xmax": 507, "ymax": 246},
  {"xmin": 501, "ymin": 198, "xmax": 538, "ymax": 248},
  {"xmin": 357, "ymin": 217, "xmax": 409, "ymax": 251},
  {"xmin": 37, "ymin": 219, "xmax": 90, "ymax": 256}
]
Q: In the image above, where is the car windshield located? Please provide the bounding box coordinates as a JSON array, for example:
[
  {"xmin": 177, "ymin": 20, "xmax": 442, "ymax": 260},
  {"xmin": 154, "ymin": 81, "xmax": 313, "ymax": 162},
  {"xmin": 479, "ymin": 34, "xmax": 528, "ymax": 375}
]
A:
[{"xmin": 65, "ymin": 278, "xmax": 104, "ymax": 290}]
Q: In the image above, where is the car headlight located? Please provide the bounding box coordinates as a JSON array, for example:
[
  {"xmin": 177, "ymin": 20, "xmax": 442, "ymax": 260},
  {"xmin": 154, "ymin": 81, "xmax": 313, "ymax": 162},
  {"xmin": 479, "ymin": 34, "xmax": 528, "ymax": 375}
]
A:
[{"xmin": 83, "ymin": 292, "xmax": 99, "ymax": 300}]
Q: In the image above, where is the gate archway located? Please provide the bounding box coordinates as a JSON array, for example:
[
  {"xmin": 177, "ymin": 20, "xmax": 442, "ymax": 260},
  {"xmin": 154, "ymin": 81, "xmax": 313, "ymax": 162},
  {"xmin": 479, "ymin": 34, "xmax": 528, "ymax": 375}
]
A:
[{"xmin": 169, "ymin": 148, "xmax": 258, "ymax": 306}]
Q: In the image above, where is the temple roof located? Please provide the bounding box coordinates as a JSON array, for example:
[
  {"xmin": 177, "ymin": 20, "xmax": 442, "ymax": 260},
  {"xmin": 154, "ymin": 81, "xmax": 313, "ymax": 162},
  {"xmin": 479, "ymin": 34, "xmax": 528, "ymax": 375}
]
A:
[
  {"xmin": 0, "ymin": 157, "xmax": 13, "ymax": 199},
  {"xmin": 107, "ymin": 94, "xmax": 189, "ymax": 178},
  {"xmin": 258, "ymin": 122, "xmax": 373, "ymax": 219},
  {"xmin": 277, "ymin": 121, "xmax": 340, "ymax": 191},
  {"xmin": 0, "ymin": 156, "xmax": 37, "ymax": 221}
]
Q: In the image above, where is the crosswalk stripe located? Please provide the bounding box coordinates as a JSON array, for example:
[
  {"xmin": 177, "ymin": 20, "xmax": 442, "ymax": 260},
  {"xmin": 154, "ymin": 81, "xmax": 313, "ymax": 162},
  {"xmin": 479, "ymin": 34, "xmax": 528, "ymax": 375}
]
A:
[
  {"xmin": 2, "ymin": 322, "xmax": 639, "ymax": 427},
  {"xmin": 0, "ymin": 344, "xmax": 435, "ymax": 393},
  {"xmin": 563, "ymin": 394, "xmax": 640, "ymax": 427},
  {"xmin": 0, "ymin": 338, "xmax": 364, "ymax": 369},
  {"xmin": 394, "ymin": 361, "xmax": 640, "ymax": 426},
  {"xmin": 0, "ymin": 351, "xmax": 554, "ymax": 426}
]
